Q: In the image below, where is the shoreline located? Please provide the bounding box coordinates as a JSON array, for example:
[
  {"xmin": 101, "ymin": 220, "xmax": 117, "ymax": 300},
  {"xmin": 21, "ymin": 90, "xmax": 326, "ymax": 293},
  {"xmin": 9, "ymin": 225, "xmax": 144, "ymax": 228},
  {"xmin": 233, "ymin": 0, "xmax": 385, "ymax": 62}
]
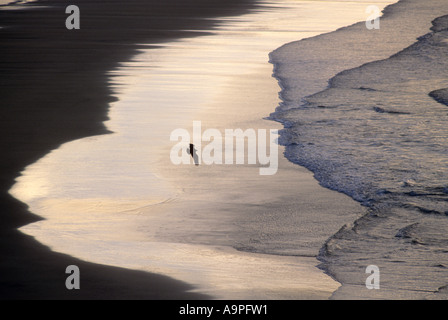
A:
[
  {"xmin": 0, "ymin": 0, "xmax": 257, "ymax": 299},
  {"xmin": 2, "ymin": 0, "xmax": 405, "ymax": 300},
  {"xmin": 11, "ymin": 0, "xmax": 391, "ymax": 299},
  {"xmin": 270, "ymin": 0, "xmax": 448, "ymax": 299},
  {"xmin": 5, "ymin": 0, "xmax": 443, "ymax": 300}
]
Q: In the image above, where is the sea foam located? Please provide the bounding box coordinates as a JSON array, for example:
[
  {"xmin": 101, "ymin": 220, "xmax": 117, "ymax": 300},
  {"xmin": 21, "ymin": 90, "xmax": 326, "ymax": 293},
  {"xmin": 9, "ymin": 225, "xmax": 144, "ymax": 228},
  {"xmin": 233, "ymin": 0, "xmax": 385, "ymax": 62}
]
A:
[{"xmin": 270, "ymin": 0, "xmax": 448, "ymax": 299}]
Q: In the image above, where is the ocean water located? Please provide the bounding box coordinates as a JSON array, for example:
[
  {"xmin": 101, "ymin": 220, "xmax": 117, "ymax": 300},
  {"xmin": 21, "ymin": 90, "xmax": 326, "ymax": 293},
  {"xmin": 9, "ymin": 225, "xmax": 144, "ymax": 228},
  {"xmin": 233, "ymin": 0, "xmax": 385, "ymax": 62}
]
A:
[{"xmin": 270, "ymin": 0, "xmax": 448, "ymax": 298}]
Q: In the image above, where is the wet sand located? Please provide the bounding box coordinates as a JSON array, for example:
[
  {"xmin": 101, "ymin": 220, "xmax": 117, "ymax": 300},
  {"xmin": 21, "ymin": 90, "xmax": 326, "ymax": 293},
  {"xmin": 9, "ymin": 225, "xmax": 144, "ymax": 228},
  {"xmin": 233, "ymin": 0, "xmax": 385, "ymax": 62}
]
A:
[
  {"xmin": 9, "ymin": 0, "xmax": 383, "ymax": 300},
  {"xmin": 0, "ymin": 0, "xmax": 256, "ymax": 299}
]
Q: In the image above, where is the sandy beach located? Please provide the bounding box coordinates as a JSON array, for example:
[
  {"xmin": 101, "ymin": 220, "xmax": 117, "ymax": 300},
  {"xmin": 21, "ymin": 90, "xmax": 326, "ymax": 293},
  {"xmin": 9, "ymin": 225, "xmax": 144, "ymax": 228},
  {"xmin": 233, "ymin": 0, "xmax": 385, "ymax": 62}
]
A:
[
  {"xmin": 4, "ymin": 0, "xmax": 392, "ymax": 300},
  {"xmin": 3, "ymin": 0, "xmax": 446, "ymax": 302},
  {"xmin": 0, "ymin": 0, "xmax": 255, "ymax": 300}
]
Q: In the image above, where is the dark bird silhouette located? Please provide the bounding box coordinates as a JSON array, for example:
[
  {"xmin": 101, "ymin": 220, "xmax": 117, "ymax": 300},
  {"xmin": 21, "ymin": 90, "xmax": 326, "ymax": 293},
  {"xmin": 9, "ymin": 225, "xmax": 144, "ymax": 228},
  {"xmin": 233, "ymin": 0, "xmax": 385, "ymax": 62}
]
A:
[{"xmin": 189, "ymin": 143, "xmax": 199, "ymax": 166}]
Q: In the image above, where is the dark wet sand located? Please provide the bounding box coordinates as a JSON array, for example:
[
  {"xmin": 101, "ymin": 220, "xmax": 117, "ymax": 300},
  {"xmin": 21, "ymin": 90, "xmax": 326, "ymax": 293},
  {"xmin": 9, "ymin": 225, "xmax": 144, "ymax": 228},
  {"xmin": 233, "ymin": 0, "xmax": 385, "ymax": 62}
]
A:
[{"xmin": 0, "ymin": 0, "xmax": 256, "ymax": 299}]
